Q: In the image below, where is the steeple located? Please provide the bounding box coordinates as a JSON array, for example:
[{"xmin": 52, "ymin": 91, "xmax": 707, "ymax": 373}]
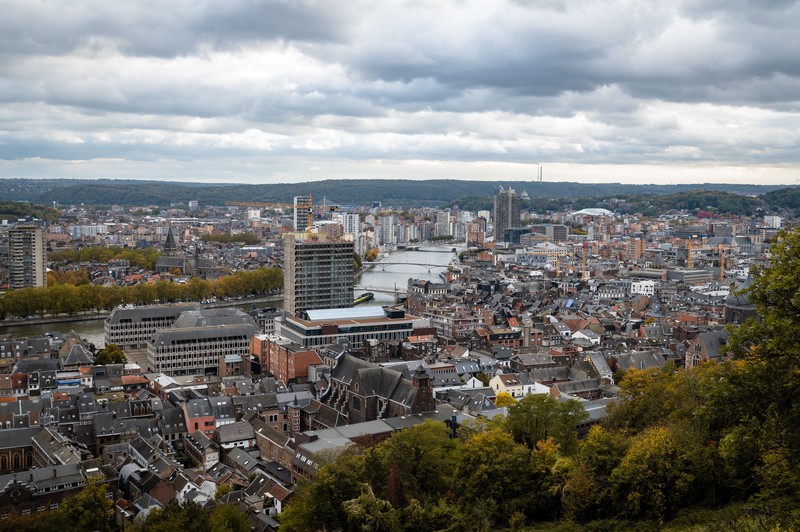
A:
[{"xmin": 164, "ymin": 227, "xmax": 178, "ymax": 256}]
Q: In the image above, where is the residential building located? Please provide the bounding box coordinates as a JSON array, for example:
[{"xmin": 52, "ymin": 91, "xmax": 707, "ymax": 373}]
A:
[
  {"xmin": 493, "ymin": 187, "xmax": 520, "ymax": 243},
  {"xmin": 251, "ymin": 336, "xmax": 322, "ymax": 383},
  {"xmin": 293, "ymin": 195, "xmax": 312, "ymax": 232},
  {"xmin": 8, "ymin": 225, "xmax": 47, "ymax": 289},
  {"xmin": 435, "ymin": 211, "xmax": 450, "ymax": 238}
]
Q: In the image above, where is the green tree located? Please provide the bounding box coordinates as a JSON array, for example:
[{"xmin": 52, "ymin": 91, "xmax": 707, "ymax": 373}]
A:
[
  {"xmin": 366, "ymin": 420, "xmax": 456, "ymax": 508},
  {"xmin": 95, "ymin": 344, "xmax": 126, "ymax": 365},
  {"xmin": 214, "ymin": 483, "xmax": 233, "ymax": 500},
  {"xmin": 208, "ymin": 504, "xmax": 250, "ymax": 532},
  {"xmin": 453, "ymin": 428, "xmax": 532, "ymax": 522},
  {"xmin": 58, "ymin": 477, "xmax": 113, "ymax": 532},
  {"xmin": 342, "ymin": 484, "xmax": 400, "ymax": 532},
  {"xmin": 280, "ymin": 449, "xmax": 365, "ymax": 531},
  {"xmin": 505, "ymin": 393, "xmax": 587, "ymax": 455},
  {"xmin": 562, "ymin": 426, "xmax": 630, "ymax": 521},
  {"xmin": 721, "ymin": 228, "xmax": 800, "ymax": 504},
  {"xmin": 609, "ymin": 425, "xmax": 694, "ymax": 520},
  {"xmin": 136, "ymin": 500, "xmax": 210, "ymax": 532}
]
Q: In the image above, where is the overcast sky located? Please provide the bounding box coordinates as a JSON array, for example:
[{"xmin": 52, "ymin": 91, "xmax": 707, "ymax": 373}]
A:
[{"xmin": 1, "ymin": 0, "xmax": 799, "ymax": 185}]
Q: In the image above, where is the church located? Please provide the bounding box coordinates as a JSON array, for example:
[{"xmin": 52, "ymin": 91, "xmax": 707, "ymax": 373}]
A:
[{"xmin": 154, "ymin": 228, "xmax": 220, "ymax": 279}]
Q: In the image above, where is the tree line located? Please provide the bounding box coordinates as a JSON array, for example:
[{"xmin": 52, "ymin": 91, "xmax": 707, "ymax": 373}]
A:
[
  {"xmin": 49, "ymin": 246, "xmax": 161, "ymax": 270},
  {"xmin": 279, "ymin": 229, "xmax": 800, "ymax": 531},
  {"xmin": 200, "ymin": 232, "xmax": 261, "ymax": 245},
  {"xmin": 0, "ymin": 268, "xmax": 282, "ymax": 320}
]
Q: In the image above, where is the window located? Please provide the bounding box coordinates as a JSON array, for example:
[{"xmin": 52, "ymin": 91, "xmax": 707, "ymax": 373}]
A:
[{"xmin": 352, "ymin": 396, "xmax": 361, "ymax": 411}]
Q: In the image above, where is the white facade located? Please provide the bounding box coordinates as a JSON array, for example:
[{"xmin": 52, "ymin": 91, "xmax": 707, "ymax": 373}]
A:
[{"xmin": 631, "ymin": 280, "xmax": 656, "ymax": 296}]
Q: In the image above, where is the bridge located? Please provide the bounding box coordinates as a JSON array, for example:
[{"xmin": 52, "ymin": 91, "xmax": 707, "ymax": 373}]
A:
[
  {"xmin": 363, "ymin": 261, "xmax": 450, "ymax": 273},
  {"xmin": 354, "ymin": 285, "xmax": 406, "ymax": 295}
]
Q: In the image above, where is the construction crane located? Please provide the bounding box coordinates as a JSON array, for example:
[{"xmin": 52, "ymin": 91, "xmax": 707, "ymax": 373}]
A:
[
  {"xmin": 687, "ymin": 239, "xmax": 693, "ymax": 269},
  {"xmin": 224, "ymin": 193, "xmax": 339, "ymax": 230},
  {"xmin": 719, "ymin": 243, "xmax": 727, "ymax": 282}
]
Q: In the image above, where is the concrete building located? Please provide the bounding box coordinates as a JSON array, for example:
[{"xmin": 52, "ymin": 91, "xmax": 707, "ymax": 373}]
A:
[
  {"xmin": 146, "ymin": 308, "xmax": 258, "ymax": 376},
  {"xmin": 435, "ymin": 211, "xmax": 450, "ymax": 238},
  {"xmin": 377, "ymin": 215, "xmax": 396, "ymax": 246},
  {"xmin": 293, "ymin": 195, "xmax": 312, "ymax": 232},
  {"xmin": 276, "ymin": 307, "xmax": 427, "ymax": 349},
  {"xmin": 104, "ymin": 303, "xmax": 198, "ymax": 349},
  {"xmin": 493, "ymin": 187, "xmax": 521, "ymax": 243},
  {"xmin": 8, "ymin": 225, "xmax": 47, "ymax": 289},
  {"xmin": 283, "ymin": 233, "xmax": 354, "ymax": 317}
]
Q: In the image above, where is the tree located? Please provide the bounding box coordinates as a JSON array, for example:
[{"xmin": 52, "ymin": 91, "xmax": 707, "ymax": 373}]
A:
[
  {"xmin": 453, "ymin": 428, "xmax": 532, "ymax": 522},
  {"xmin": 366, "ymin": 420, "xmax": 456, "ymax": 507},
  {"xmin": 279, "ymin": 449, "xmax": 365, "ymax": 531},
  {"xmin": 721, "ymin": 228, "xmax": 800, "ymax": 503},
  {"xmin": 208, "ymin": 504, "xmax": 250, "ymax": 532},
  {"xmin": 214, "ymin": 483, "xmax": 233, "ymax": 500},
  {"xmin": 58, "ymin": 477, "xmax": 113, "ymax": 532},
  {"xmin": 95, "ymin": 343, "xmax": 126, "ymax": 365},
  {"xmin": 136, "ymin": 500, "xmax": 210, "ymax": 532},
  {"xmin": 342, "ymin": 484, "xmax": 400, "ymax": 532},
  {"xmin": 562, "ymin": 426, "xmax": 630, "ymax": 521},
  {"xmin": 609, "ymin": 425, "xmax": 694, "ymax": 520},
  {"xmin": 505, "ymin": 393, "xmax": 587, "ymax": 455}
]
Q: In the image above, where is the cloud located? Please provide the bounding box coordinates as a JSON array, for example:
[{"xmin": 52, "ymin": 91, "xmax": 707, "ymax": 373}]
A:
[{"xmin": 0, "ymin": 0, "xmax": 798, "ymax": 184}]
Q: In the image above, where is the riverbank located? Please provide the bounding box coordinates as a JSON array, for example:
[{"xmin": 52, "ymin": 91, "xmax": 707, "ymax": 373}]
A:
[
  {"xmin": 0, "ymin": 293, "xmax": 283, "ymax": 329},
  {"xmin": 0, "ymin": 312, "xmax": 110, "ymax": 328}
]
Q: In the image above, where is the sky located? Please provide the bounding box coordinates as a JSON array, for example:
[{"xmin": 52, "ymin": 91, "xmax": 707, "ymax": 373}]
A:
[{"xmin": 1, "ymin": 0, "xmax": 799, "ymax": 185}]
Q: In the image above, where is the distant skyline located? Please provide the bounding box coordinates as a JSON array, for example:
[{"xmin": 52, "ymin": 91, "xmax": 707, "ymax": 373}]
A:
[{"xmin": 1, "ymin": 1, "xmax": 799, "ymax": 185}]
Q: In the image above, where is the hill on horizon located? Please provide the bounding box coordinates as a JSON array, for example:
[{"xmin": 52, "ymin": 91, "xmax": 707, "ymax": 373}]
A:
[{"xmin": 0, "ymin": 178, "xmax": 788, "ymax": 208}]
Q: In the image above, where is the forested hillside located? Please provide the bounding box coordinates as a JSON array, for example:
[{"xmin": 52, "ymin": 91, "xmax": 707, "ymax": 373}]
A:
[
  {"xmin": 0, "ymin": 178, "xmax": 789, "ymax": 209},
  {"xmin": 279, "ymin": 230, "xmax": 800, "ymax": 531}
]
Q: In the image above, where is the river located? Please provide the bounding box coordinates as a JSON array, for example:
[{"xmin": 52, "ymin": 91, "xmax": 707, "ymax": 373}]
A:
[
  {"xmin": 1, "ymin": 246, "xmax": 457, "ymax": 346},
  {"xmin": 357, "ymin": 245, "xmax": 458, "ymax": 305}
]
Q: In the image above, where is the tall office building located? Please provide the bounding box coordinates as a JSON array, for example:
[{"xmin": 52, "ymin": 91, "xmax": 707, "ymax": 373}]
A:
[
  {"xmin": 293, "ymin": 195, "xmax": 312, "ymax": 232},
  {"xmin": 435, "ymin": 211, "xmax": 450, "ymax": 238},
  {"xmin": 8, "ymin": 225, "xmax": 47, "ymax": 289},
  {"xmin": 493, "ymin": 186, "xmax": 521, "ymax": 242},
  {"xmin": 283, "ymin": 233, "xmax": 355, "ymax": 317}
]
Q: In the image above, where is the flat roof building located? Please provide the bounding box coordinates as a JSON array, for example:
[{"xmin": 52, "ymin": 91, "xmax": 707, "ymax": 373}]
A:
[
  {"xmin": 105, "ymin": 303, "xmax": 198, "ymax": 349},
  {"xmin": 146, "ymin": 308, "xmax": 258, "ymax": 377},
  {"xmin": 275, "ymin": 307, "xmax": 428, "ymax": 349}
]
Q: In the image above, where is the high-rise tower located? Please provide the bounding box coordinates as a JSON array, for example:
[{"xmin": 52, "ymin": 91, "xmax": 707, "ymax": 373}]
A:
[
  {"xmin": 493, "ymin": 186, "xmax": 521, "ymax": 242},
  {"xmin": 8, "ymin": 225, "xmax": 47, "ymax": 289},
  {"xmin": 283, "ymin": 233, "xmax": 355, "ymax": 317},
  {"xmin": 293, "ymin": 195, "xmax": 312, "ymax": 232}
]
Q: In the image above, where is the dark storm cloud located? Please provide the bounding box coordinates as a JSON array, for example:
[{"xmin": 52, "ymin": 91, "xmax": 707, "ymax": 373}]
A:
[{"xmin": 0, "ymin": 0, "xmax": 798, "ymax": 183}]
